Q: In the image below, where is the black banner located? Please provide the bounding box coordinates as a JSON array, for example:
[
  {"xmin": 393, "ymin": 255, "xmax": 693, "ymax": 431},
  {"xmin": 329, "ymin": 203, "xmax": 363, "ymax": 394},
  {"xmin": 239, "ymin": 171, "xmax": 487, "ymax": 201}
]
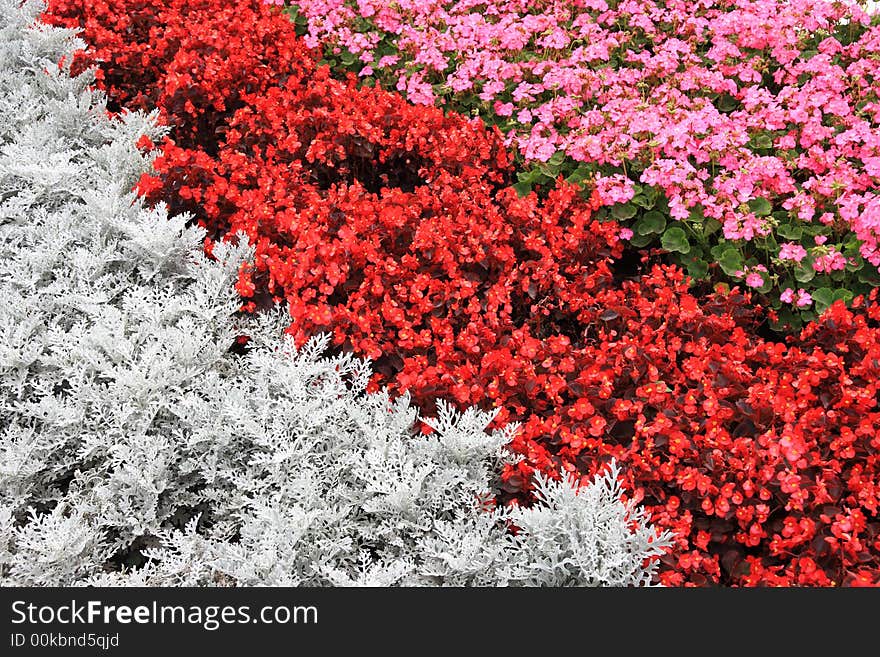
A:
[{"xmin": 0, "ymin": 587, "xmax": 871, "ymax": 654}]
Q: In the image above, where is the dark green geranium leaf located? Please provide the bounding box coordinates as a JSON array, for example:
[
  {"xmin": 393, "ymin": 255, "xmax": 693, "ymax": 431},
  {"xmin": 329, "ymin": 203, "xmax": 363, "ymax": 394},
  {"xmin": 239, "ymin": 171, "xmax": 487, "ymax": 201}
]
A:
[
  {"xmin": 632, "ymin": 193, "xmax": 654, "ymax": 209},
  {"xmin": 776, "ymin": 223, "xmax": 803, "ymax": 240},
  {"xmin": 686, "ymin": 258, "xmax": 709, "ymax": 280},
  {"xmin": 832, "ymin": 288, "xmax": 854, "ymax": 304},
  {"xmin": 846, "ymin": 256, "xmax": 864, "ymax": 272},
  {"xmin": 748, "ymin": 197, "xmax": 772, "ymax": 216},
  {"xmin": 517, "ymin": 168, "xmax": 543, "ymax": 184},
  {"xmin": 612, "ymin": 203, "xmax": 638, "ymax": 220},
  {"xmin": 794, "ymin": 263, "xmax": 815, "ymax": 283},
  {"xmin": 710, "ymin": 243, "xmax": 728, "ymax": 260},
  {"xmin": 703, "ymin": 218, "xmax": 722, "ymax": 237},
  {"xmin": 564, "ymin": 165, "xmax": 592, "ymax": 185},
  {"xmin": 512, "ymin": 182, "xmax": 532, "ymax": 198},
  {"xmin": 636, "ymin": 210, "xmax": 667, "ymax": 235},
  {"xmin": 628, "ymin": 232, "xmax": 654, "ymax": 248},
  {"xmin": 858, "ymin": 266, "xmax": 880, "ymax": 284},
  {"xmin": 811, "ymin": 287, "xmax": 834, "ymax": 313},
  {"xmin": 688, "ymin": 205, "xmax": 705, "ymax": 222},
  {"xmin": 718, "ymin": 248, "xmax": 744, "ymax": 276},
  {"xmin": 661, "ymin": 226, "xmax": 690, "ymax": 253},
  {"xmin": 750, "ymin": 133, "xmax": 773, "ymax": 149},
  {"xmin": 717, "ymin": 93, "xmax": 739, "ymax": 112}
]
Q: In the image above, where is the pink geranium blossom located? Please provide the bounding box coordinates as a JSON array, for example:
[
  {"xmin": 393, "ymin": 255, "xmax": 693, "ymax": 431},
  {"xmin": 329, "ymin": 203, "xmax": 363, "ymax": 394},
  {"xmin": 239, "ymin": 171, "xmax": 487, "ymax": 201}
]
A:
[
  {"xmin": 796, "ymin": 289, "xmax": 813, "ymax": 307},
  {"xmin": 812, "ymin": 248, "xmax": 847, "ymax": 273},
  {"xmin": 745, "ymin": 272, "xmax": 764, "ymax": 288},
  {"xmin": 780, "ymin": 287, "xmax": 813, "ymax": 307},
  {"xmin": 779, "ymin": 242, "xmax": 808, "ymax": 262}
]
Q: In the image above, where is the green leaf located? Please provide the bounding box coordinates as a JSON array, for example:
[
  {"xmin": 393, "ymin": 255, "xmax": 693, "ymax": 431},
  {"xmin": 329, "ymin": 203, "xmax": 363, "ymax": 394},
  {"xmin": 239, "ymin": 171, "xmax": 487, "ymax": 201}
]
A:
[
  {"xmin": 611, "ymin": 203, "xmax": 637, "ymax": 221},
  {"xmin": 750, "ymin": 133, "xmax": 773, "ymax": 149},
  {"xmin": 812, "ymin": 287, "xmax": 834, "ymax": 313},
  {"xmin": 748, "ymin": 197, "xmax": 773, "ymax": 216},
  {"xmin": 538, "ymin": 163, "xmax": 560, "ymax": 178},
  {"xmin": 517, "ymin": 168, "xmax": 544, "ymax": 185},
  {"xmin": 846, "ymin": 255, "xmax": 864, "ymax": 272},
  {"xmin": 770, "ymin": 307, "xmax": 802, "ymax": 332},
  {"xmin": 340, "ymin": 50, "xmax": 357, "ymax": 66},
  {"xmin": 794, "ymin": 263, "xmax": 815, "ymax": 283},
  {"xmin": 636, "ymin": 210, "xmax": 667, "ymax": 235},
  {"xmin": 843, "ymin": 233, "xmax": 863, "ymax": 253},
  {"xmin": 832, "ymin": 288, "xmax": 854, "ymax": 305},
  {"xmin": 776, "ymin": 223, "xmax": 803, "ymax": 240},
  {"xmin": 718, "ymin": 248, "xmax": 744, "ymax": 276},
  {"xmin": 546, "ymin": 150, "xmax": 566, "ymax": 166},
  {"xmin": 703, "ymin": 218, "xmax": 722, "ymax": 237},
  {"xmin": 710, "ymin": 243, "xmax": 728, "ymax": 260},
  {"xmin": 858, "ymin": 266, "xmax": 880, "ymax": 284},
  {"xmin": 631, "ymin": 193, "xmax": 654, "ymax": 209},
  {"xmin": 686, "ymin": 258, "xmax": 709, "ymax": 280},
  {"xmin": 512, "ymin": 182, "xmax": 532, "ymax": 198},
  {"xmin": 661, "ymin": 226, "xmax": 690, "ymax": 253},
  {"xmin": 564, "ymin": 165, "xmax": 592, "ymax": 185},
  {"xmin": 716, "ymin": 94, "xmax": 739, "ymax": 112},
  {"xmin": 628, "ymin": 232, "xmax": 654, "ymax": 248},
  {"xmin": 537, "ymin": 151, "xmax": 566, "ymax": 178},
  {"xmin": 633, "ymin": 186, "xmax": 658, "ymax": 209}
]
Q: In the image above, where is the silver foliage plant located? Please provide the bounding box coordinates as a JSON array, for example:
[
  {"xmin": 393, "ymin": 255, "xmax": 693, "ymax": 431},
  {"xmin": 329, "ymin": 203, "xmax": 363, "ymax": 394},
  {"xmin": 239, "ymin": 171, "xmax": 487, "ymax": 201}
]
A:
[{"xmin": 0, "ymin": 0, "xmax": 674, "ymax": 587}]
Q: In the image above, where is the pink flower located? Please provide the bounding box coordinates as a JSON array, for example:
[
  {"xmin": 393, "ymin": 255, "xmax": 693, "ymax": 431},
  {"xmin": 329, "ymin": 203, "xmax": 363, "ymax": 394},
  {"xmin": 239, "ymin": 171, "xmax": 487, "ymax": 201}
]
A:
[
  {"xmin": 494, "ymin": 101, "xmax": 514, "ymax": 117},
  {"xmin": 812, "ymin": 249, "xmax": 847, "ymax": 273},
  {"xmin": 780, "ymin": 287, "xmax": 813, "ymax": 307},
  {"xmin": 814, "ymin": 235, "xmax": 828, "ymax": 245},
  {"xmin": 377, "ymin": 55, "xmax": 400, "ymax": 69},
  {"xmin": 516, "ymin": 108, "xmax": 533, "ymax": 123},
  {"xmin": 778, "ymin": 242, "xmax": 807, "ymax": 262},
  {"xmin": 594, "ymin": 173, "xmax": 635, "ymax": 204},
  {"xmin": 745, "ymin": 272, "xmax": 764, "ymax": 288},
  {"xmin": 619, "ymin": 228, "xmax": 634, "ymax": 240}
]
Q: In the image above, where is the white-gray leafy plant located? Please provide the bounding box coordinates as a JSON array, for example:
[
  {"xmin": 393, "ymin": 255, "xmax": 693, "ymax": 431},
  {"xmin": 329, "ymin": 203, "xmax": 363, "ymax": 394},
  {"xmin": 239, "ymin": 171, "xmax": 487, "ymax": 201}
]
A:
[{"xmin": 0, "ymin": 0, "xmax": 674, "ymax": 587}]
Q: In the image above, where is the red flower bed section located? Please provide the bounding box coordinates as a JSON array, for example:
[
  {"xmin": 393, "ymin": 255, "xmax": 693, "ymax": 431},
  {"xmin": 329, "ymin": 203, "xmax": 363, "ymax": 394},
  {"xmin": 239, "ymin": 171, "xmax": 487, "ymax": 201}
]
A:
[{"xmin": 44, "ymin": 0, "xmax": 880, "ymax": 586}]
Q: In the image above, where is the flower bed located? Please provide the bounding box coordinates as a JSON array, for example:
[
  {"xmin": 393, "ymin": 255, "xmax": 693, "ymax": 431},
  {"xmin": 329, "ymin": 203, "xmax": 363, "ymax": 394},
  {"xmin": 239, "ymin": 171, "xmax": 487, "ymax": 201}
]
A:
[
  {"xmin": 281, "ymin": 0, "xmax": 880, "ymax": 329},
  {"xmin": 0, "ymin": 0, "xmax": 671, "ymax": 587},
  {"xmin": 42, "ymin": 0, "xmax": 880, "ymax": 585}
]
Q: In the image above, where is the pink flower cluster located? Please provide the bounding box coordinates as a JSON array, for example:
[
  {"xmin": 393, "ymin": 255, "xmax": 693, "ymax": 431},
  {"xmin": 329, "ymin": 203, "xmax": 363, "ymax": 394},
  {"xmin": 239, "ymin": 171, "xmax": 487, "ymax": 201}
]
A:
[
  {"xmin": 284, "ymin": 0, "xmax": 880, "ymax": 265},
  {"xmin": 780, "ymin": 287, "xmax": 814, "ymax": 307}
]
